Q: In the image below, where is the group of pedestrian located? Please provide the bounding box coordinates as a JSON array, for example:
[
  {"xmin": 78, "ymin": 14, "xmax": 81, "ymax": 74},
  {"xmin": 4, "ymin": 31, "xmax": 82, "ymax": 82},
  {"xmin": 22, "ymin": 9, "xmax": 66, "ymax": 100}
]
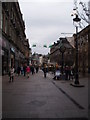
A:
[
  {"xmin": 8, "ymin": 64, "xmax": 39, "ymax": 82},
  {"xmin": 8, "ymin": 62, "xmax": 75, "ymax": 82},
  {"xmin": 16, "ymin": 64, "xmax": 39, "ymax": 76},
  {"xmin": 64, "ymin": 66, "xmax": 75, "ymax": 80},
  {"xmin": 17, "ymin": 64, "xmax": 27, "ymax": 76},
  {"xmin": 53, "ymin": 63, "xmax": 75, "ymax": 80},
  {"xmin": 42, "ymin": 63, "xmax": 75, "ymax": 80}
]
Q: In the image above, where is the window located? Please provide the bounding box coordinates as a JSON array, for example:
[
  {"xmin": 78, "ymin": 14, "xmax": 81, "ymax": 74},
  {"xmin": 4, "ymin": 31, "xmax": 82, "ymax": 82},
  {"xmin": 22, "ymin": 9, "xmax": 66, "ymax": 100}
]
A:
[
  {"xmin": 5, "ymin": 17, "xmax": 8, "ymax": 34},
  {"xmin": 2, "ymin": 12, "xmax": 4, "ymax": 31},
  {"xmin": 86, "ymin": 34, "xmax": 88, "ymax": 42},
  {"xmin": 0, "ymin": 10, "xmax": 2, "ymax": 29}
]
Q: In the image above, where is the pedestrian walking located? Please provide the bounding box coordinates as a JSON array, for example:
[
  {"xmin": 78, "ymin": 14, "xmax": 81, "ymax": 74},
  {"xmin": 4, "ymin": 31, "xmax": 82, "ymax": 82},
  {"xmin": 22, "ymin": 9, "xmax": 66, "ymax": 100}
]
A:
[
  {"xmin": 17, "ymin": 66, "xmax": 21, "ymax": 76},
  {"xmin": 68, "ymin": 66, "xmax": 71, "ymax": 80},
  {"xmin": 21, "ymin": 65, "xmax": 24, "ymax": 75},
  {"xmin": 26, "ymin": 66, "xmax": 30, "ymax": 78},
  {"xmin": 42, "ymin": 64, "xmax": 48, "ymax": 78},
  {"xmin": 70, "ymin": 66, "xmax": 75, "ymax": 80},
  {"xmin": 9, "ymin": 66, "xmax": 15, "ymax": 82},
  {"xmin": 35, "ymin": 65, "xmax": 39, "ymax": 73},
  {"xmin": 30, "ymin": 65, "xmax": 35, "ymax": 75},
  {"xmin": 65, "ymin": 66, "xmax": 71, "ymax": 80},
  {"xmin": 23, "ymin": 64, "xmax": 27, "ymax": 76}
]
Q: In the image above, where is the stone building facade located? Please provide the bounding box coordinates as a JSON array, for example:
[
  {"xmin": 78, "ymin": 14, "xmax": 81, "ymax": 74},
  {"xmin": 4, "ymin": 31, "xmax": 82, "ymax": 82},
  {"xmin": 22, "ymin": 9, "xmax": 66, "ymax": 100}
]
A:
[
  {"xmin": 50, "ymin": 25, "xmax": 90, "ymax": 76},
  {"xmin": 0, "ymin": 2, "xmax": 30, "ymax": 75},
  {"xmin": 75, "ymin": 25, "xmax": 90, "ymax": 76},
  {"xmin": 50, "ymin": 38, "xmax": 75, "ymax": 67}
]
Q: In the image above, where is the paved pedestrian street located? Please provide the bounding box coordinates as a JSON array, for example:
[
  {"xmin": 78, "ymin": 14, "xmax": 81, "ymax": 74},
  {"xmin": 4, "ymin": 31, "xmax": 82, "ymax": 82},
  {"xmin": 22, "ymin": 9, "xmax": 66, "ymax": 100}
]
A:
[{"xmin": 2, "ymin": 71, "xmax": 88, "ymax": 119}]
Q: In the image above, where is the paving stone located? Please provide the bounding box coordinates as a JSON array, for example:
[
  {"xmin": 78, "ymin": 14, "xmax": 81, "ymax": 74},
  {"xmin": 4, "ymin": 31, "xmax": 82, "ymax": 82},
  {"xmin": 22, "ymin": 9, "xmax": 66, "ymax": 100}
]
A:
[{"xmin": 2, "ymin": 71, "xmax": 88, "ymax": 119}]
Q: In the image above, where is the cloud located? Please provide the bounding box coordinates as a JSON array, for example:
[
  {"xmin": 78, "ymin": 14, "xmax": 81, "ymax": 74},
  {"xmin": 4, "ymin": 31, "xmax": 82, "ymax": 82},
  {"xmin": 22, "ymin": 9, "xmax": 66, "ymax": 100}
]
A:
[
  {"xmin": 19, "ymin": 0, "xmax": 73, "ymax": 3},
  {"xmin": 19, "ymin": 0, "xmax": 89, "ymax": 3},
  {"xmin": 18, "ymin": 1, "xmax": 76, "ymax": 54},
  {"xmin": 27, "ymin": 24, "xmax": 75, "ymax": 46}
]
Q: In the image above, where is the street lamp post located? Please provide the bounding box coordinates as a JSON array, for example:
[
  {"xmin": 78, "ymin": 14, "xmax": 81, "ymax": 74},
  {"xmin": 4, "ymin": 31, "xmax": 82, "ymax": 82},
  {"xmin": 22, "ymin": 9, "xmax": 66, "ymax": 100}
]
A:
[
  {"xmin": 59, "ymin": 45, "xmax": 66, "ymax": 75},
  {"xmin": 73, "ymin": 14, "xmax": 81, "ymax": 85}
]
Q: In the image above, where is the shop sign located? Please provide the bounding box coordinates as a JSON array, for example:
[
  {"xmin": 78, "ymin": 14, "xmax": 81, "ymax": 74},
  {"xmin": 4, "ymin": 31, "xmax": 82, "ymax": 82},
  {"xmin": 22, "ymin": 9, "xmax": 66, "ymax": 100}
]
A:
[{"xmin": 11, "ymin": 47, "xmax": 15, "ymax": 53}]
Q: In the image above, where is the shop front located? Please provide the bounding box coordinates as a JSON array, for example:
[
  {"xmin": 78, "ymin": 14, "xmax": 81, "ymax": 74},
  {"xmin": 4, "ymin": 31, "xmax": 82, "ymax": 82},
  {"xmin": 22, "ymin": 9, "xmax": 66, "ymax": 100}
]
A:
[
  {"xmin": 2, "ymin": 37, "xmax": 9, "ymax": 75},
  {"xmin": 10, "ymin": 47, "xmax": 15, "ymax": 68},
  {"xmin": 2, "ymin": 48, "xmax": 8, "ymax": 75}
]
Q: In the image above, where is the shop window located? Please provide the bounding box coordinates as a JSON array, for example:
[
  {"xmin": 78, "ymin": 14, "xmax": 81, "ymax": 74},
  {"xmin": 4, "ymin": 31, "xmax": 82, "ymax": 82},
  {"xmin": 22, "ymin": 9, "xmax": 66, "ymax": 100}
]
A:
[
  {"xmin": 5, "ymin": 17, "xmax": 8, "ymax": 34},
  {"xmin": 2, "ymin": 49, "xmax": 8, "ymax": 75},
  {"xmin": 2, "ymin": 12, "xmax": 5, "ymax": 32},
  {"xmin": 0, "ymin": 13, "xmax": 2, "ymax": 29}
]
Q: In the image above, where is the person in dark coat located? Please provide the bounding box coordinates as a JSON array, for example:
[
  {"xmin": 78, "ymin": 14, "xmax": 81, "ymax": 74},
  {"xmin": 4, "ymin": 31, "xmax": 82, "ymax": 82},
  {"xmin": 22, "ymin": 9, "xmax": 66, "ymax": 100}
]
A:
[
  {"xmin": 35, "ymin": 65, "xmax": 39, "ymax": 73},
  {"xmin": 68, "ymin": 66, "xmax": 71, "ymax": 80},
  {"xmin": 30, "ymin": 65, "xmax": 35, "ymax": 75},
  {"xmin": 42, "ymin": 64, "xmax": 48, "ymax": 78},
  {"xmin": 23, "ymin": 64, "xmax": 27, "ymax": 76},
  {"xmin": 65, "ymin": 66, "xmax": 70, "ymax": 80},
  {"xmin": 17, "ymin": 66, "xmax": 21, "ymax": 76},
  {"xmin": 70, "ymin": 66, "xmax": 75, "ymax": 80}
]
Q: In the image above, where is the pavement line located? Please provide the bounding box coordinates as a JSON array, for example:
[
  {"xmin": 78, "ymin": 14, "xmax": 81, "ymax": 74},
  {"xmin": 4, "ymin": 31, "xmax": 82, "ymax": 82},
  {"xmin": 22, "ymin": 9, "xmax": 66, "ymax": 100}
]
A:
[
  {"xmin": 52, "ymin": 81, "xmax": 84, "ymax": 110},
  {"xmin": 1, "ymin": 118, "xmax": 88, "ymax": 120}
]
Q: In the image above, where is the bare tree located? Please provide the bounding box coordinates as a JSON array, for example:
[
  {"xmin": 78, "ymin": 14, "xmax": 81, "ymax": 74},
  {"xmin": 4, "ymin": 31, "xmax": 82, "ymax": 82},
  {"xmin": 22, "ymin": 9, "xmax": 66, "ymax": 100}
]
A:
[
  {"xmin": 72, "ymin": 0, "xmax": 90, "ymax": 28},
  {"xmin": 79, "ymin": 1, "xmax": 90, "ymax": 24}
]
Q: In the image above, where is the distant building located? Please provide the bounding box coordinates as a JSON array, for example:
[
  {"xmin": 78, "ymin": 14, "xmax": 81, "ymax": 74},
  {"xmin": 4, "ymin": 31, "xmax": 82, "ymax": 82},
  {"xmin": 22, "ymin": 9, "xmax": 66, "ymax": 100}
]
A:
[
  {"xmin": 39, "ymin": 55, "xmax": 43, "ymax": 65},
  {"xmin": 50, "ymin": 37, "xmax": 75, "ymax": 67},
  {"xmin": 1, "ymin": 2, "xmax": 30, "ymax": 75},
  {"xmin": 29, "ymin": 48, "xmax": 32, "ymax": 65},
  {"xmin": 66, "ymin": 37, "xmax": 75, "ymax": 48},
  {"xmin": 31, "ymin": 53, "xmax": 39, "ymax": 65},
  {"xmin": 50, "ymin": 25, "xmax": 90, "ymax": 76}
]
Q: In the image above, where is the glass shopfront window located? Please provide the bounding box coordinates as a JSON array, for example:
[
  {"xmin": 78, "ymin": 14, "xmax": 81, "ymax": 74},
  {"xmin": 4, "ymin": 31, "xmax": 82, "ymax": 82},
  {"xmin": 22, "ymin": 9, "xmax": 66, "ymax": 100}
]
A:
[{"xmin": 2, "ymin": 49, "xmax": 8, "ymax": 75}]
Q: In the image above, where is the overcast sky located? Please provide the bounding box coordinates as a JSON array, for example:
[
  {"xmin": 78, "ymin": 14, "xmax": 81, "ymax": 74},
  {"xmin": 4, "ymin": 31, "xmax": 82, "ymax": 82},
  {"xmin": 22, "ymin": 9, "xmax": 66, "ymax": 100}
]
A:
[{"xmin": 18, "ymin": 0, "xmax": 88, "ymax": 55}]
